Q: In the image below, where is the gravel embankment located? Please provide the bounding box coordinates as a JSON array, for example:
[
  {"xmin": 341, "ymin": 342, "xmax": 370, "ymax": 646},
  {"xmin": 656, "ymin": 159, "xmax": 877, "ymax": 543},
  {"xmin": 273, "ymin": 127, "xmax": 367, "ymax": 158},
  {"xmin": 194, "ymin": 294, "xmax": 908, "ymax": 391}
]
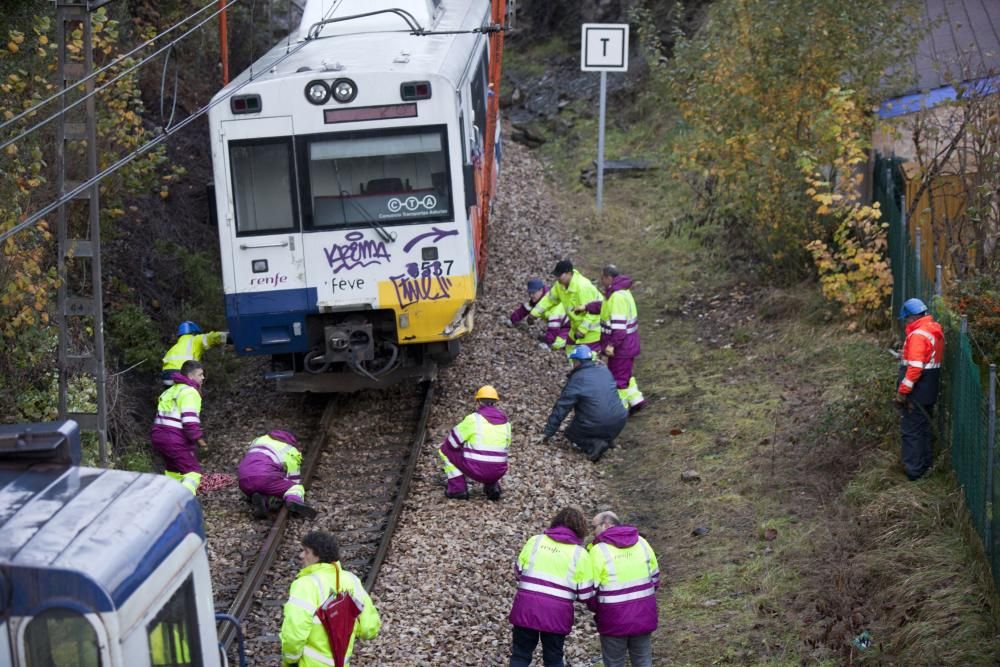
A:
[
  {"xmin": 354, "ymin": 138, "xmax": 614, "ymax": 666},
  {"xmin": 199, "ymin": 137, "xmax": 615, "ymax": 666}
]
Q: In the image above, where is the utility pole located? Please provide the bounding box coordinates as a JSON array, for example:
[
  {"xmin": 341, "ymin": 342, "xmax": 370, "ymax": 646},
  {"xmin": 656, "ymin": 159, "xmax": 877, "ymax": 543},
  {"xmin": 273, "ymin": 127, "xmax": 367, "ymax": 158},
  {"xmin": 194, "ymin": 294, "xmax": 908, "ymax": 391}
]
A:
[{"xmin": 56, "ymin": 0, "xmax": 108, "ymax": 466}]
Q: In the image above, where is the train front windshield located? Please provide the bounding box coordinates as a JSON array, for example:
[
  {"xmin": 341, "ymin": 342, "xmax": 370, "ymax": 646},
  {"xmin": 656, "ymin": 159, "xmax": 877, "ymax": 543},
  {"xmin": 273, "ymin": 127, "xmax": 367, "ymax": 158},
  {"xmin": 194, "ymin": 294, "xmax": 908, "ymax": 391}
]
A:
[{"xmin": 300, "ymin": 126, "xmax": 453, "ymax": 229}]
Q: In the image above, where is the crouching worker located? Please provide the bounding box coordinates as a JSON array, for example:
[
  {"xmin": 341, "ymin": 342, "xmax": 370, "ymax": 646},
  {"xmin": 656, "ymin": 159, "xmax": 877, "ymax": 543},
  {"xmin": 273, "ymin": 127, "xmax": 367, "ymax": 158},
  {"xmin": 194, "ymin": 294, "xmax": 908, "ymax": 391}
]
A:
[
  {"xmin": 543, "ymin": 346, "xmax": 628, "ymax": 462},
  {"xmin": 151, "ymin": 360, "xmax": 207, "ymax": 495},
  {"xmin": 280, "ymin": 531, "xmax": 380, "ymax": 667},
  {"xmin": 238, "ymin": 430, "xmax": 317, "ymax": 519},
  {"xmin": 508, "ymin": 278, "xmax": 570, "ymax": 351},
  {"xmin": 508, "ymin": 507, "xmax": 595, "ymax": 667},
  {"xmin": 438, "ymin": 385, "xmax": 512, "ymax": 501}
]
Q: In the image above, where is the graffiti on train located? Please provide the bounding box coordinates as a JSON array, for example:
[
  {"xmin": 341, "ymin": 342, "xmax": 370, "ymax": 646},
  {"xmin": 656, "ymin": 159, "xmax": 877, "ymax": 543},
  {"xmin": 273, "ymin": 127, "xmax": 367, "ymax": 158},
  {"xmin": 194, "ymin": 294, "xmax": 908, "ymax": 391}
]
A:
[
  {"xmin": 390, "ymin": 262, "xmax": 453, "ymax": 309},
  {"xmin": 324, "ymin": 231, "xmax": 391, "ymax": 274}
]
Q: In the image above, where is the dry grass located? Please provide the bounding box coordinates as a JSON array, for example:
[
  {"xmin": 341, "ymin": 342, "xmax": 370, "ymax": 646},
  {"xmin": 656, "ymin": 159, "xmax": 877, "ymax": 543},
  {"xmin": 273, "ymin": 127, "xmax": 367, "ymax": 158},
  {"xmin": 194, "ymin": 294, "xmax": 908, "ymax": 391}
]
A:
[{"xmin": 540, "ymin": 151, "xmax": 1000, "ymax": 665}]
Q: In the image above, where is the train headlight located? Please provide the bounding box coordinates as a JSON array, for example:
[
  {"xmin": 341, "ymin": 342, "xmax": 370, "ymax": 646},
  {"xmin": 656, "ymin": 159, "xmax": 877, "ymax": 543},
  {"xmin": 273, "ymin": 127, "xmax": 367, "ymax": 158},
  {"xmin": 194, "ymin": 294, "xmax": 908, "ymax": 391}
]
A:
[
  {"xmin": 331, "ymin": 78, "xmax": 357, "ymax": 103},
  {"xmin": 305, "ymin": 80, "xmax": 330, "ymax": 105}
]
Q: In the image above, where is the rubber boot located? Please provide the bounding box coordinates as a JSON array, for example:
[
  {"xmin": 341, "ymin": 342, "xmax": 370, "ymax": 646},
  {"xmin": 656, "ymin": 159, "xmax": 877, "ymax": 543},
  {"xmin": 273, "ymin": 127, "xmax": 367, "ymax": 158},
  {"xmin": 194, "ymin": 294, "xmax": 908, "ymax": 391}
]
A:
[
  {"xmin": 589, "ymin": 440, "xmax": 611, "ymax": 463},
  {"xmin": 484, "ymin": 482, "xmax": 502, "ymax": 502},
  {"xmin": 251, "ymin": 493, "xmax": 268, "ymax": 519},
  {"xmin": 286, "ymin": 499, "xmax": 318, "ymax": 519},
  {"xmin": 445, "ymin": 489, "xmax": 470, "ymax": 500}
]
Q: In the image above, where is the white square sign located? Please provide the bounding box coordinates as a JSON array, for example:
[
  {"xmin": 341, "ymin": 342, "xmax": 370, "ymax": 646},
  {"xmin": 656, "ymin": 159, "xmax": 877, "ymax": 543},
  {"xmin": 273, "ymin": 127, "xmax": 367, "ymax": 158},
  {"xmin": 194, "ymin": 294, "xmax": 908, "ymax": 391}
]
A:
[{"xmin": 580, "ymin": 23, "xmax": 629, "ymax": 72}]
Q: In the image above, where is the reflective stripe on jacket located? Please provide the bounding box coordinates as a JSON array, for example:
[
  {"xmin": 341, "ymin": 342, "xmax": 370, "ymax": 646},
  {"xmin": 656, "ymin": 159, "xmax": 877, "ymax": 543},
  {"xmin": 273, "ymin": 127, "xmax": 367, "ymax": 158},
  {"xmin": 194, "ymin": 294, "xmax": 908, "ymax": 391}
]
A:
[
  {"xmin": 280, "ymin": 562, "xmax": 381, "ymax": 667},
  {"xmin": 532, "ymin": 270, "xmax": 602, "ymax": 344},
  {"xmin": 599, "ymin": 276, "xmax": 640, "ymax": 357},
  {"xmin": 162, "ymin": 331, "xmax": 226, "ymax": 372},
  {"xmin": 441, "ymin": 406, "xmax": 512, "ymax": 483},
  {"xmin": 897, "ymin": 315, "xmax": 944, "ymax": 404},
  {"xmin": 508, "ymin": 525, "xmax": 595, "ymax": 635},
  {"xmin": 587, "ymin": 526, "xmax": 659, "ymax": 637},
  {"xmin": 152, "ymin": 376, "xmax": 203, "ymax": 442},
  {"xmin": 238, "ymin": 434, "xmax": 304, "ymax": 500}
]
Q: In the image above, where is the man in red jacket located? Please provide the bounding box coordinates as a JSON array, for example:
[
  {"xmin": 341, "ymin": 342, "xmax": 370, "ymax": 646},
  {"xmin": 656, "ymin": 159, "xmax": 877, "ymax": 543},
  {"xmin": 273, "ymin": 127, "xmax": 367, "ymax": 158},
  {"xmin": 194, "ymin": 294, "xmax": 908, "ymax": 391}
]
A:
[{"xmin": 895, "ymin": 298, "xmax": 944, "ymax": 481}]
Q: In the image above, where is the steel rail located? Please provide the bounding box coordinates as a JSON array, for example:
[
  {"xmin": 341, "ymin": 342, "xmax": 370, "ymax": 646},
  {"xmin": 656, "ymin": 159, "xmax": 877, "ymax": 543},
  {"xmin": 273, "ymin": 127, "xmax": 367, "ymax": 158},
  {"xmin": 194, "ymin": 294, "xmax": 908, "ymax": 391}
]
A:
[{"xmin": 364, "ymin": 380, "xmax": 434, "ymax": 592}]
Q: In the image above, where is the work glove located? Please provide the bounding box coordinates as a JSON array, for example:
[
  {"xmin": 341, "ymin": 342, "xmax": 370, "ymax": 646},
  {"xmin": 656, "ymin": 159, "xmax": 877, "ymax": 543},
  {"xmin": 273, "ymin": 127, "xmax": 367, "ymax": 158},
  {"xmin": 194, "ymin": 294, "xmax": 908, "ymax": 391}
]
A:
[
  {"xmin": 893, "ymin": 392, "xmax": 911, "ymax": 411},
  {"xmin": 503, "ymin": 316, "xmax": 514, "ymax": 327},
  {"xmin": 537, "ymin": 342, "xmax": 549, "ymax": 351}
]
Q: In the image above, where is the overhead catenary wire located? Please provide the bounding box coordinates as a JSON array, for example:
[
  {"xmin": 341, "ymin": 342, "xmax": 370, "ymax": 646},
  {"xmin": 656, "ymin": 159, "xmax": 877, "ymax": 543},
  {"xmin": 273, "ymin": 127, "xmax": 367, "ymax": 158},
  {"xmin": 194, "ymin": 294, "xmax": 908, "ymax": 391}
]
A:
[
  {"xmin": 159, "ymin": 44, "xmax": 180, "ymax": 131},
  {"xmin": 0, "ymin": 0, "xmax": 236, "ymax": 136},
  {"xmin": 0, "ymin": 38, "xmax": 312, "ymax": 246},
  {"xmin": 0, "ymin": 0, "xmax": 242, "ymax": 154}
]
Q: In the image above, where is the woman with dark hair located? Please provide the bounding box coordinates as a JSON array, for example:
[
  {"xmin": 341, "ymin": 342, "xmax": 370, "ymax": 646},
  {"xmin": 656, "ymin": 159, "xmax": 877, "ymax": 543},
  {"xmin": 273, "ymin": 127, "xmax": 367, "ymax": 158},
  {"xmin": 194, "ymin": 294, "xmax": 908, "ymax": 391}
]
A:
[
  {"xmin": 280, "ymin": 531, "xmax": 380, "ymax": 667},
  {"xmin": 507, "ymin": 507, "xmax": 595, "ymax": 666}
]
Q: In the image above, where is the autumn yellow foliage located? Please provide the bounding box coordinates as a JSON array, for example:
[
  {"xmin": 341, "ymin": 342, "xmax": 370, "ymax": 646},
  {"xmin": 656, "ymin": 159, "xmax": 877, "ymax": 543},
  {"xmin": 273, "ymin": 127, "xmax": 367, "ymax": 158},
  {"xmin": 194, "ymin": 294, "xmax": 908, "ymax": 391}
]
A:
[
  {"xmin": 803, "ymin": 88, "xmax": 893, "ymax": 329},
  {"xmin": 640, "ymin": 0, "xmax": 918, "ymax": 289},
  {"xmin": 0, "ymin": 9, "xmax": 168, "ymax": 420}
]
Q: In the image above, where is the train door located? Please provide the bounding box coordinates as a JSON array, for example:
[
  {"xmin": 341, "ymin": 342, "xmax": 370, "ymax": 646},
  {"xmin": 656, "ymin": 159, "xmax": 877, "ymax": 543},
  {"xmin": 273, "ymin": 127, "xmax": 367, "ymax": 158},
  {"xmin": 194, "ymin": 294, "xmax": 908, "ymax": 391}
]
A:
[{"xmin": 219, "ymin": 116, "xmax": 306, "ymax": 305}]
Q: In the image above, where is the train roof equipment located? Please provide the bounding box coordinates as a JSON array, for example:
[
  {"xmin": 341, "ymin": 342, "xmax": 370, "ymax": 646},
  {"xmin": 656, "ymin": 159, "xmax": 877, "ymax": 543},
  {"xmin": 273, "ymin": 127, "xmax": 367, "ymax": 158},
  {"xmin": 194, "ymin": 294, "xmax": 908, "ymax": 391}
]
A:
[
  {"xmin": 0, "ymin": 421, "xmax": 204, "ymax": 616},
  {"xmin": 216, "ymin": 0, "xmax": 496, "ymax": 98}
]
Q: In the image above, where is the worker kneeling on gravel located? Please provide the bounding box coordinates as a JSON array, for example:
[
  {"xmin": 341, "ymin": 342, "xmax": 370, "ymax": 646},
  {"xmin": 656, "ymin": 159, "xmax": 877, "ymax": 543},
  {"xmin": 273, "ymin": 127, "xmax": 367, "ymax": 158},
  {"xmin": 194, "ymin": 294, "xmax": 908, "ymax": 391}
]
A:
[
  {"xmin": 161, "ymin": 320, "xmax": 229, "ymax": 386},
  {"xmin": 508, "ymin": 507, "xmax": 595, "ymax": 667},
  {"xmin": 237, "ymin": 430, "xmax": 317, "ymax": 519},
  {"xmin": 280, "ymin": 531, "xmax": 380, "ymax": 667},
  {"xmin": 587, "ymin": 511, "xmax": 660, "ymax": 667},
  {"xmin": 151, "ymin": 359, "xmax": 208, "ymax": 495},
  {"xmin": 543, "ymin": 346, "xmax": 627, "ymax": 462},
  {"xmin": 438, "ymin": 385, "xmax": 512, "ymax": 501},
  {"xmin": 506, "ymin": 277, "xmax": 570, "ymax": 351}
]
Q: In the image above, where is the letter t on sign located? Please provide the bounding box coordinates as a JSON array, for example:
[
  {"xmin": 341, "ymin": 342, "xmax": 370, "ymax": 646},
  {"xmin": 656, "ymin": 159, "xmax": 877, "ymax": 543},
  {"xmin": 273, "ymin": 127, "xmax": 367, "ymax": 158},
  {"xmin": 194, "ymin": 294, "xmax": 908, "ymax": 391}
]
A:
[{"xmin": 580, "ymin": 23, "xmax": 629, "ymax": 214}]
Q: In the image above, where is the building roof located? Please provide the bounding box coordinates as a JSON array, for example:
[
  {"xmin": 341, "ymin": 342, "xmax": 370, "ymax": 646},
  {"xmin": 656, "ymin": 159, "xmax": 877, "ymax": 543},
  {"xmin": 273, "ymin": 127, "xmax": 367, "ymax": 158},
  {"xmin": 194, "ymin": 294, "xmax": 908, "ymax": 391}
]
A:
[{"xmin": 880, "ymin": 0, "xmax": 1000, "ymax": 118}]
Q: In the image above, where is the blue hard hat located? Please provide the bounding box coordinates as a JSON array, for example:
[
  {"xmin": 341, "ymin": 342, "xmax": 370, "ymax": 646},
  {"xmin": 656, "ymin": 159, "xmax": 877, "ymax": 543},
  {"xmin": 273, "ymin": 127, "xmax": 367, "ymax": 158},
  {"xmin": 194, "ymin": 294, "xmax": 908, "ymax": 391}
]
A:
[
  {"xmin": 178, "ymin": 320, "xmax": 202, "ymax": 335},
  {"xmin": 527, "ymin": 278, "xmax": 544, "ymax": 293},
  {"xmin": 898, "ymin": 298, "xmax": 927, "ymax": 320},
  {"xmin": 569, "ymin": 345, "xmax": 592, "ymax": 360}
]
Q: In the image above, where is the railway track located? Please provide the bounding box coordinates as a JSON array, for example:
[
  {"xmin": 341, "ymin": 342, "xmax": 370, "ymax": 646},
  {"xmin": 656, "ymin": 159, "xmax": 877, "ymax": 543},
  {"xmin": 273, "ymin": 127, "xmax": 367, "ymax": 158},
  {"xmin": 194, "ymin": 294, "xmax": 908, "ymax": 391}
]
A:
[{"xmin": 218, "ymin": 381, "xmax": 434, "ymax": 662}]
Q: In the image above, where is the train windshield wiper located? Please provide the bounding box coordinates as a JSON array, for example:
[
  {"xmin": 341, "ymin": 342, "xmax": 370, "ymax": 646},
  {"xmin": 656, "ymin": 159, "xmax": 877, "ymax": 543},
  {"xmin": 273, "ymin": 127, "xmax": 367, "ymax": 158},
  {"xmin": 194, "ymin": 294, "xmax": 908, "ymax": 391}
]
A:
[{"xmin": 332, "ymin": 161, "xmax": 397, "ymax": 243}]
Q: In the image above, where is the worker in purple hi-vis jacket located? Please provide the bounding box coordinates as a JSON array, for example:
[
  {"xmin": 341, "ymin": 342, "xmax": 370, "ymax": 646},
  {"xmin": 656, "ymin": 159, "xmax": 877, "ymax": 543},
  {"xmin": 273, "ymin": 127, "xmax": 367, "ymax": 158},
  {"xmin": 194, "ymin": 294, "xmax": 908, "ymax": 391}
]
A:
[{"xmin": 238, "ymin": 430, "xmax": 317, "ymax": 519}]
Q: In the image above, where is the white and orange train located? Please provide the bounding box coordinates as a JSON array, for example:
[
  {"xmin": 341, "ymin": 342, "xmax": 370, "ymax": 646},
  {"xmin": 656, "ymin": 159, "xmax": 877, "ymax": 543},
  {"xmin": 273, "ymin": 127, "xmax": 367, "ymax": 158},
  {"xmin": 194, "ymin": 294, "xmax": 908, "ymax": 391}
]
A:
[{"xmin": 208, "ymin": 0, "xmax": 506, "ymax": 391}]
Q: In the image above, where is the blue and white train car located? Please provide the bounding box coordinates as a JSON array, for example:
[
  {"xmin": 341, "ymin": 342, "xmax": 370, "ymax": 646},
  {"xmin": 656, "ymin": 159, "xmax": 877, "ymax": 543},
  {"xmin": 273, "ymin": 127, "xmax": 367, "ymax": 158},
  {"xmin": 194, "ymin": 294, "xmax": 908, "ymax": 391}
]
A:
[
  {"xmin": 0, "ymin": 421, "xmax": 235, "ymax": 667},
  {"xmin": 208, "ymin": 0, "xmax": 506, "ymax": 392}
]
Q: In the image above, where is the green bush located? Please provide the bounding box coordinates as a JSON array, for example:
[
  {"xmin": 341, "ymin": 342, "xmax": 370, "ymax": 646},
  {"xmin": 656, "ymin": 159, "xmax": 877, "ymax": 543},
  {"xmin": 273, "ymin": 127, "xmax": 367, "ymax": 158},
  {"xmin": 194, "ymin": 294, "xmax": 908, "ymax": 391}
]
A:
[
  {"xmin": 637, "ymin": 0, "xmax": 920, "ymax": 283},
  {"xmin": 106, "ymin": 302, "xmax": 162, "ymax": 373}
]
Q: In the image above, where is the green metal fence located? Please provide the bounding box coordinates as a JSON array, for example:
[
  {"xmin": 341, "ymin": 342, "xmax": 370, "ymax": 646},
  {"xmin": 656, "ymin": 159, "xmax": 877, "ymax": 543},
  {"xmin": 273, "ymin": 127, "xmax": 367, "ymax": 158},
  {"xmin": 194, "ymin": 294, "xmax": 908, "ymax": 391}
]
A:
[{"xmin": 876, "ymin": 154, "xmax": 1000, "ymax": 586}]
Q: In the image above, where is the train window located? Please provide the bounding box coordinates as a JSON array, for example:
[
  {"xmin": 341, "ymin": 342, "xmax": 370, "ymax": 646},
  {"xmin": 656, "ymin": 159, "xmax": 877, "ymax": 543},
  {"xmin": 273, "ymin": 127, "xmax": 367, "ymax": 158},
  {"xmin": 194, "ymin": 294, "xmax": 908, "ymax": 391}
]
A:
[
  {"xmin": 300, "ymin": 126, "xmax": 453, "ymax": 229},
  {"xmin": 229, "ymin": 138, "xmax": 299, "ymax": 236},
  {"xmin": 470, "ymin": 53, "xmax": 487, "ymax": 152},
  {"xmin": 146, "ymin": 576, "xmax": 202, "ymax": 667},
  {"xmin": 24, "ymin": 608, "xmax": 101, "ymax": 667}
]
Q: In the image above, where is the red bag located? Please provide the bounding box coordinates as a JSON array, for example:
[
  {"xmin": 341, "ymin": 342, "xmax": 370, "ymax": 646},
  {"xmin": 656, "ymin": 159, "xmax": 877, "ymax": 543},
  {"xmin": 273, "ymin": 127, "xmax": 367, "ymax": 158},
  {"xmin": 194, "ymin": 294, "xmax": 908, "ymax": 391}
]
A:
[{"xmin": 314, "ymin": 564, "xmax": 361, "ymax": 667}]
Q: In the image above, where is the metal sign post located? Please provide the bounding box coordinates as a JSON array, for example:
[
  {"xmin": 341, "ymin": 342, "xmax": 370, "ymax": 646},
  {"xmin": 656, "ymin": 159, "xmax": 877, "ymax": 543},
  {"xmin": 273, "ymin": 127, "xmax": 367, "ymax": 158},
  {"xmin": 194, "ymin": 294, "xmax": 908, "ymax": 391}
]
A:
[{"xmin": 581, "ymin": 23, "xmax": 629, "ymax": 213}]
